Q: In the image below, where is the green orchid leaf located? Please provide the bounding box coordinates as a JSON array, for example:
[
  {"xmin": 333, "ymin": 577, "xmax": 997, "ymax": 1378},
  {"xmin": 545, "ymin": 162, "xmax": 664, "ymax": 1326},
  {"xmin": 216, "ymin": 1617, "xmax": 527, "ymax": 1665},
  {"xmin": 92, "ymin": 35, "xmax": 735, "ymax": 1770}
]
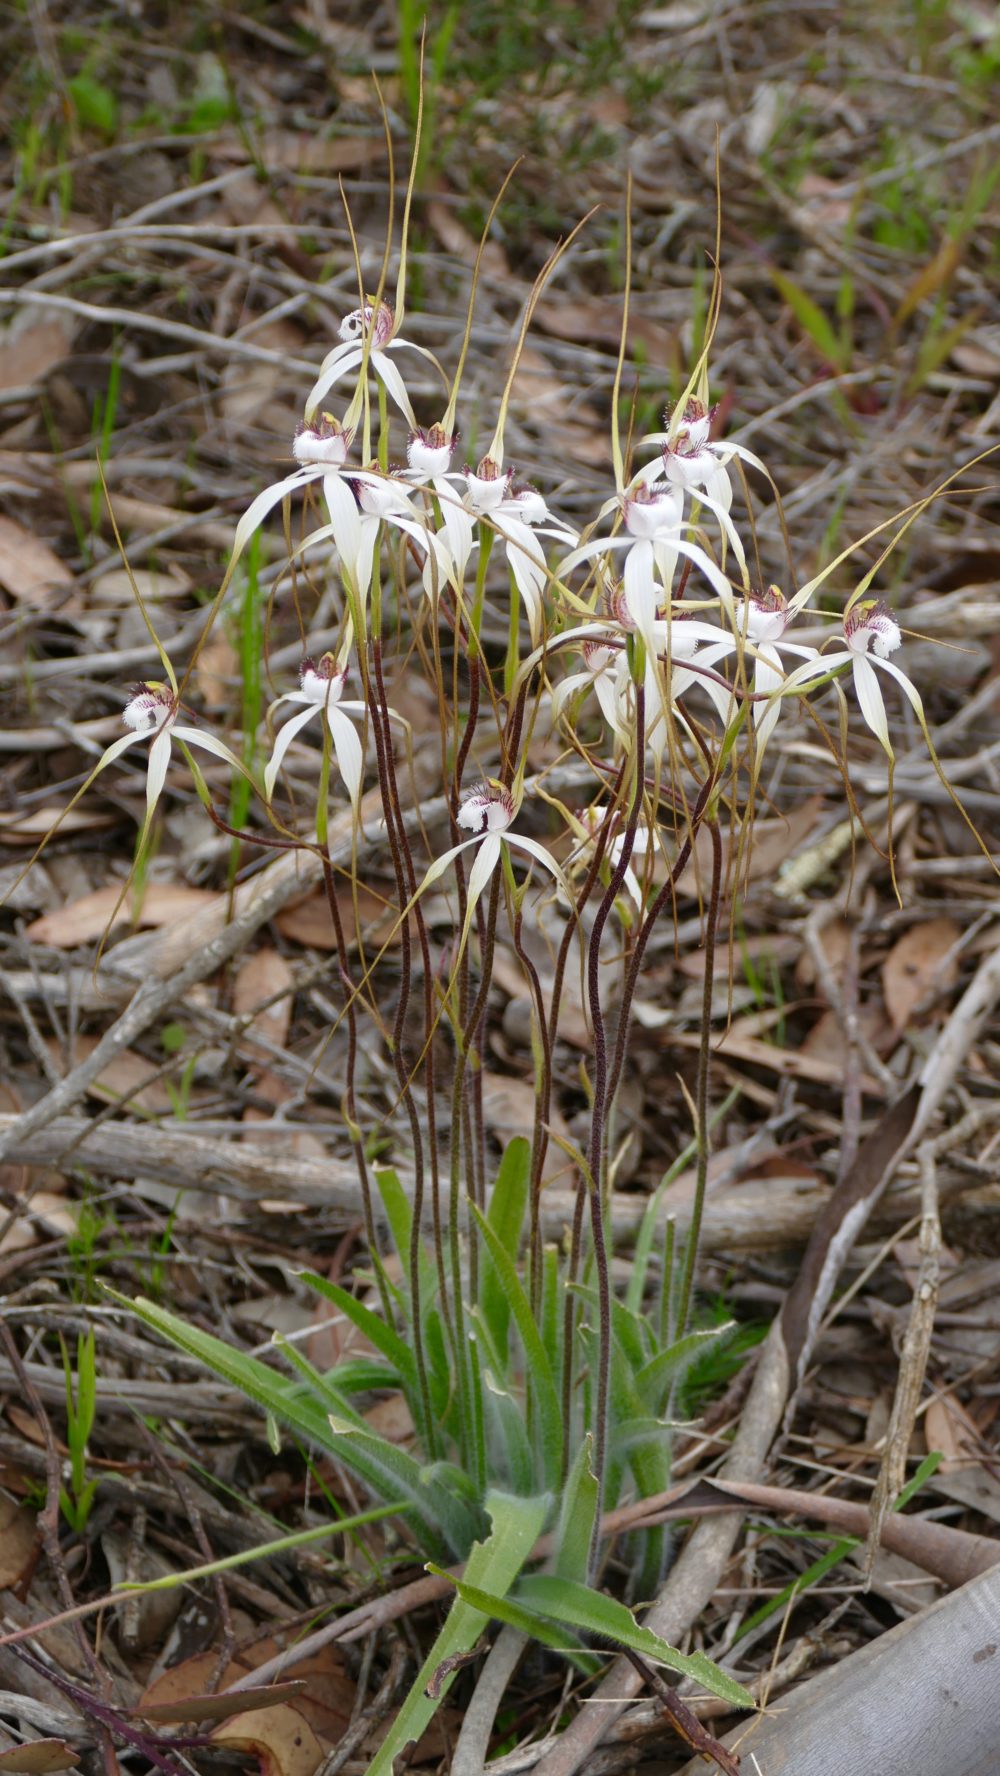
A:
[{"xmin": 366, "ymin": 1492, "xmax": 548, "ymax": 1776}]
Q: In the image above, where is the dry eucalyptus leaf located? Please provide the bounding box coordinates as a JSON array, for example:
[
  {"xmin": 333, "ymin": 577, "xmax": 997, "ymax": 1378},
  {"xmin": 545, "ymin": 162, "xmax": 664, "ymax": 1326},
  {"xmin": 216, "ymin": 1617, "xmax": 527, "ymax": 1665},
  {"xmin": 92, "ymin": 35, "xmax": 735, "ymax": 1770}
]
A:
[
  {"xmin": 44, "ymin": 1036, "xmax": 175, "ymax": 1115},
  {"xmin": 26, "ymin": 883, "xmax": 218, "ymax": 949},
  {"xmin": 137, "ymin": 1683, "xmax": 307, "ymax": 1725},
  {"xmin": 212, "ymin": 1703, "xmax": 323, "ymax": 1776},
  {"xmin": 882, "ymin": 918, "xmax": 961, "ymax": 1033},
  {"xmin": 0, "ymin": 517, "xmax": 75, "ymax": 610},
  {"xmin": 0, "ymin": 1494, "xmax": 39, "ymax": 1587},
  {"xmin": 0, "ymin": 1192, "xmax": 76, "ymax": 1257},
  {"xmin": 232, "ymin": 948, "xmax": 295, "ymax": 1055},
  {"xmin": 924, "ymin": 1392, "xmax": 981, "ymax": 1469},
  {"xmin": 0, "ymin": 1742, "xmax": 80, "ymax": 1774},
  {"xmin": 0, "ymin": 318, "xmax": 74, "ymax": 391},
  {"xmin": 0, "ymin": 805, "xmax": 115, "ymax": 844}
]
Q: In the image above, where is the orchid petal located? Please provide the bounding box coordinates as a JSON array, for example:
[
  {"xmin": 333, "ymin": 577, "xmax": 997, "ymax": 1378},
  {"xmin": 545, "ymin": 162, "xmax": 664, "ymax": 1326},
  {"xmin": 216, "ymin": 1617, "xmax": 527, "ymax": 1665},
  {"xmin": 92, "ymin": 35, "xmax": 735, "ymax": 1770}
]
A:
[
  {"xmin": 371, "ymin": 350, "xmax": 416, "ymax": 425},
  {"xmin": 264, "ymin": 703, "xmax": 318, "ymax": 800},
  {"xmin": 326, "ymin": 706, "xmax": 365, "ymax": 810},
  {"xmin": 323, "ymin": 471, "xmax": 364, "ymax": 578},
  {"xmin": 172, "ymin": 727, "xmax": 247, "ymax": 776},
  {"xmin": 852, "ymin": 654, "xmax": 892, "ymax": 755},
  {"xmin": 558, "ymin": 535, "xmax": 632, "ymax": 576},
  {"xmin": 305, "ymin": 345, "xmax": 363, "ymax": 417},
  {"xmin": 145, "ymin": 727, "xmax": 173, "ymax": 812},
  {"xmin": 231, "ymin": 468, "xmax": 322, "ymax": 565}
]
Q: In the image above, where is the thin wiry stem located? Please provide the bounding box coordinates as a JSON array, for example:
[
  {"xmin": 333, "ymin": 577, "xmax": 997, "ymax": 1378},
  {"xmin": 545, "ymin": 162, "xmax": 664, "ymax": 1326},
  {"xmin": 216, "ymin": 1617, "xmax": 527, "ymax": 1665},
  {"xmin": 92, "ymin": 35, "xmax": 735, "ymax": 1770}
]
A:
[
  {"xmin": 673, "ymin": 816, "xmax": 723, "ymax": 1340},
  {"xmin": 585, "ymin": 680, "xmax": 646, "ymax": 1573}
]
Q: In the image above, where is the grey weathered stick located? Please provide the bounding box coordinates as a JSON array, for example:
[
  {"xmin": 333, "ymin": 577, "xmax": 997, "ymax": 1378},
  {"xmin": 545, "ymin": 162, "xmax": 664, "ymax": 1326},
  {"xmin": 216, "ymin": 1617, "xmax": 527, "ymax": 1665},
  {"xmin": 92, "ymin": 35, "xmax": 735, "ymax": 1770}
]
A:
[
  {"xmin": 675, "ymin": 1561, "xmax": 1000, "ymax": 1776},
  {"xmin": 0, "ymin": 786, "xmax": 416, "ymax": 1165}
]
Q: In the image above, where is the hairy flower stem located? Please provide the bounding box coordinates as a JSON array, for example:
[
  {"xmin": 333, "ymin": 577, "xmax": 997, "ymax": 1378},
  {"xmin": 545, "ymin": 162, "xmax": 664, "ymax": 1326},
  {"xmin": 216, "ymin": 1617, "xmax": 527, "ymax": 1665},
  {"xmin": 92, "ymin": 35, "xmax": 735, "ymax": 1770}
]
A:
[
  {"xmin": 448, "ymin": 865, "xmax": 503, "ymax": 1487},
  {"xmin": 317, "ymin": 842, "xmax": 384, "ymax": 1309},
  {"xmin": 510, "ymin": 903, "xmax": 553, "ymax": 1315},
  {"xmin": 365, "ymin": 639, "xmax": 437, "ymax": 1451},
  {"xmin": 585, "ymin": 682, "xmax": 646, "ymax": 1570},
  {"xmin": 673, "ymin": 816, "xmax": 723, "ymax": 1341},
  {"xmin": 604, "ymin": 768, "xmax": 718, "ymax": 1115},
  {"xmin": 554, "ymin": 765, "xmax": 629, "ymax": 1457}
]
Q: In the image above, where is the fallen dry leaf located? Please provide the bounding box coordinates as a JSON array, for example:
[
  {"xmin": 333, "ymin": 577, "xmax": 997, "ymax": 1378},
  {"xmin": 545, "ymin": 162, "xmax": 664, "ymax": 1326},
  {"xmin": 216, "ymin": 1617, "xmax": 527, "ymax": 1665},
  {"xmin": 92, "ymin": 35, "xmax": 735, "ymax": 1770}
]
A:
[
  {"xmin": 137, "ymin": 1683, "xmax": 307, "ymax": 1725},
  {"xmin": 0, "ymin": 805, "xmax": 116, "ymax": 844},
  {"xmin": 0, "ymin": 1191, "xmax": 77, "ymax": 1257},
  {"xmin": 0, "ymin": 516, "xmax": 75, "ymax": 610},
  {"xmin": 212, "ymin": 1704, "xmax": 323, "ymax": 1776},
  {"xmin": 800, "ymin": 1000, "xmax": 892, "ymax": 1073},
  {"xmin": 25, "ymin": 883, "xmax": 218, "ymax": 949},
  {"xmin": 675, "ymin": 797, "xmax": 823, "ymax": 898},
  {"xmin": 0, "ymin": 318, "xmax": 74, "ymax": 392},
  {"xmin": 44, "ymin": 1036, "xmax": 176, "ymax": 1115},
  {"xmin": 882, "ymin": 917, "xmax": 961, "ymax": 1033},
  {"xmin": 427, "ymin": 199, "xmax": 509, "ymax": 279},
  {"xmin": 0, "ymin": 1493, "xmax": 39, "ymax": 1587},
  {"xmin": 0, "ymin": 1744, "xmax": 80, "ymax": 1774},
  {"xmin": 215, "ymin": 129, "xmax": 385, "ymax": 174},
  {"xmin": 925, "ymin": 1392, "xmax": 981, "ymax": 1470},
  {"xmin": 233, "ymin": 947, "xmax": 295, "ymax": 1056},
  {"xmin": 275, "ymin": 884, "xmax": 399, "ymax": 951},
  {"xmin": 481, "ymin": 1071, "xmax": 572, "ymax": 1184}
]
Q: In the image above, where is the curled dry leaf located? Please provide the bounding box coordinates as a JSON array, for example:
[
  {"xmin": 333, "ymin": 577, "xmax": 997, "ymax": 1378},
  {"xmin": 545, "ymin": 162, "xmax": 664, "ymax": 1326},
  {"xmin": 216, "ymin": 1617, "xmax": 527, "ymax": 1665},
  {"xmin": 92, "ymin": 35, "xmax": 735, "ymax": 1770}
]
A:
[
  {"xmin": 211, "ymin": 1703, "xmax": 323, "ymax": 1776},
  {"xmin": 882, "ymin": 917, "xmax": 961, "ymax": 1034},
  {"xmin": 0, "ymin": 317, "xmax": 74, "ymax": 392},
  {"xmin": 924, "ymin": 1391, "xmax": 982, "ymax": 1470}
]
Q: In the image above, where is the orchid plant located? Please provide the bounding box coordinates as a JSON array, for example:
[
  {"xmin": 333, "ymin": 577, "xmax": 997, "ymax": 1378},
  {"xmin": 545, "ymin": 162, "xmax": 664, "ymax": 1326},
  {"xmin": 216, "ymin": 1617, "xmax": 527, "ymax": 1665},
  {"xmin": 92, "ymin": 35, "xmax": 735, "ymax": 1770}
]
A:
[{"xmin": 41, "ymin": 124, "xmax": 991, "ymax": 1776}]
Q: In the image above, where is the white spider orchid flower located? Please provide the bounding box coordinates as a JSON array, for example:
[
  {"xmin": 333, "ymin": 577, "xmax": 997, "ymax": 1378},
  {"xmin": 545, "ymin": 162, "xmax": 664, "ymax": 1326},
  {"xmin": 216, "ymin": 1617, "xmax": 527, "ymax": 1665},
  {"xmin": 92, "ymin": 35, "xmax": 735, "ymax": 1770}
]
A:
[
  {"xmin": 639, "ymin": 397, "xmax": 768, "ymax": 570},
  {"xmin": 223, "ymin": 414, "xmax": 356, "ymax": 583},
  {"xmin": 418, "ymin": 783, "xmax": 570, "ymax": 949},
  {"xmin": 487, "ymin": 480, "xmax": 578, "ymax": 647},
  {"xmin": 779, "ymin": 600, "xmax": 921, "ymax": 758},
  {"xmin": 263, "ymin": 655, "xmax": 367, "ymax": 809},
  {"xmin": 284, "ymin": 465, "xmax": 451, "ymax": 615},
  {"xmin": 549, "ymin": 638, "xmax": 627, "ymax": 739},
  {"xmin": 726, "ymin": 587, "xmax": 818, "ymax": 752},
  {"xmin": 566, "ymin": 803, "xmax": 657, "ymax": 915},
  {"xmin": 404, "ymin": 425, "xmax": 473, "ymax": 602},
  {"xmin": 559, "ymin": 482, "xmax": 734, "ymax": 651},
  {"xmin": 114, "ymin": 682, "xmax": 245, "ymax": 836},
  {"xmin": 305, "ymin": 300, "xmax": 443, "ymax": 428}
]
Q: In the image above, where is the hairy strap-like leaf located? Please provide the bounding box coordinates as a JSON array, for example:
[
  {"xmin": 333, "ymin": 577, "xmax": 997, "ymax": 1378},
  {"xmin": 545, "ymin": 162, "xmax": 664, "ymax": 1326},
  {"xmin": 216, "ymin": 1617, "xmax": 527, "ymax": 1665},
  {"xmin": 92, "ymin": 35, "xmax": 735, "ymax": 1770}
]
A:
[
  {"xmin": 366, "ymin": 1492, "xmax": 548, "ymax": 1776},
  {"xmin": 471, "ymin": 1206, "xmax": 562, "ymax": 1489},
  {"xmin": 516, "ymin": 1575, "xmax": 755, "ymax": 1710}
]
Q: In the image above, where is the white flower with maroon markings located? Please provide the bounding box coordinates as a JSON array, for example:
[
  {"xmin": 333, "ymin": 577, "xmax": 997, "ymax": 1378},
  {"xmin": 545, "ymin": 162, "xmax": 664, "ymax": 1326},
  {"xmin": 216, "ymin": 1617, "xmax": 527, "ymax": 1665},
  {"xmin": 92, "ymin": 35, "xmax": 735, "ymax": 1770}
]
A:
[
  {"xmin": 110, "ymin": 681, "xmax": 246, "ymax": 843},
  {"xmin": 559, "ymin": 482, "xmax": 733, "ymax": 650},
  {"xmin": 550, "ymin": 638, "xmax": 627, "ymax": 739},
  {"xmin": 418, "ymin": 781, "xmax": 571, "ymax": 949},
  {"xmin": 305, "ymin": 299, "xmax": 445, "ymax": 428},
  {"xmin": 779, "ymin": 599, "xmax": 920, "ymax": 758},
  {"xmin": 224, "ymin": 412, "xmax": 358, "ymax": 588},
  {"xmin": 264, "ymin": 654, "xmax": 367, "ymax": 809}
]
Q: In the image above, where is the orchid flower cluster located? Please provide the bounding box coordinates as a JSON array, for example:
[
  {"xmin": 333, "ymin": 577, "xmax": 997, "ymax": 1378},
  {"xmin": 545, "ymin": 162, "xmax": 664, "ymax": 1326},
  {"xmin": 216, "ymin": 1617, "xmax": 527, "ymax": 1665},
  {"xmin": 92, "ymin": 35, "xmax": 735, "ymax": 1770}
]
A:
[
  {"xmin": 25, "ymin": 154, "xmax": 996, "ymax": 1776},
  {"xmin": 40, "ymin": 203, "xmax": 971, "ymax": 1631}
]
